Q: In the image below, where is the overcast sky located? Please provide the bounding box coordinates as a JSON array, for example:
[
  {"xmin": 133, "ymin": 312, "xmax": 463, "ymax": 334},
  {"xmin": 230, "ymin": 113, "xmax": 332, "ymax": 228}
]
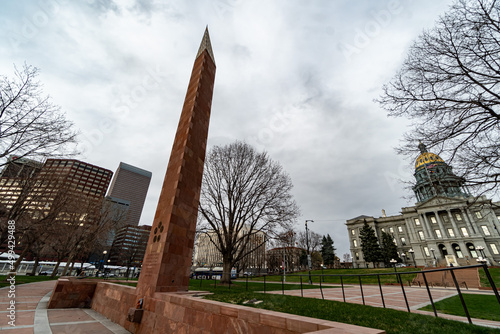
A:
[{"xmin": 1, "ymin": 0, "xmax": 460, "ymax": 257}]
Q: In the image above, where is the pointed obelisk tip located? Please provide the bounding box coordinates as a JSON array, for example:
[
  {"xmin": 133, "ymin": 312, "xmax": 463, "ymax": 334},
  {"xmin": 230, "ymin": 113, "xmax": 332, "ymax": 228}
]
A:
[{"xmin": 196, "ymin": 26, "xmax": 215, "ymax": 64}]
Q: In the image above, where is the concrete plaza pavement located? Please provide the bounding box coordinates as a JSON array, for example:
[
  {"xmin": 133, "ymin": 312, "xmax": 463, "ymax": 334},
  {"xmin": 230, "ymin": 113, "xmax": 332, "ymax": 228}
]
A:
[{"xmin": 0, "ymin": 280, "xmax": 130, "ymax": 333}]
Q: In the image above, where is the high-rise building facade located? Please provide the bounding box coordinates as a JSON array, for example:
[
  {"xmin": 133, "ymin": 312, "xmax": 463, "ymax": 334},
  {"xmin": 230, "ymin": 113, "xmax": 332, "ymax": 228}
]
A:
[
  {"xmin": 347, "ymin": 144, "xmax": 500, "ymax": 268},
  {"xmin": 0, "ymin": 158, "xmax": 113, "ymax": 218},
  {"xmin": 107, "ymin": 162, "xmax": 152, "ymax": 226},
  {"xmin": 108, "ymin": 224, "xmax": 151, "ymax": 266}
]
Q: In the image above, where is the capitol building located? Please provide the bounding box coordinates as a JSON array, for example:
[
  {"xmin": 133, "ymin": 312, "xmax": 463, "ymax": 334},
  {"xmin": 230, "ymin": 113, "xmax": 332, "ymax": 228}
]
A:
[{"xmin": 347, "ymin": 143, "xmax": 500, "ymax": 268}]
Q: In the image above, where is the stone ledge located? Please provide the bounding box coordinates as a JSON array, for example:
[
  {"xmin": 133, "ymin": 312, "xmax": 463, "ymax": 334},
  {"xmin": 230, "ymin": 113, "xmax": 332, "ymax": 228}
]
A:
[{"xmin": 90, "ymin": 282, "xmax": 386, "ymax": 333}]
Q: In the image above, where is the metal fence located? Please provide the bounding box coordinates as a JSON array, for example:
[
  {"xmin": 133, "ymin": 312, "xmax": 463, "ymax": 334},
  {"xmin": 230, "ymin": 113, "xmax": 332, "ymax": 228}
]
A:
[{"xmin": 196, "ymin": 264, "xmax": 499, "ymax": 325}]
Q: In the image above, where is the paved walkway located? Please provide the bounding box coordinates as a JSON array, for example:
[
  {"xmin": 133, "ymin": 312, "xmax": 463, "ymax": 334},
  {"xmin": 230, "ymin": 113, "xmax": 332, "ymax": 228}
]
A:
[
  {"xmin": 0, "ymin": 280, "xmax": 130, "ymax": 333},
  {"xmin": 266, "ymin": 283, "xmax": 500, "ymax": 329}
]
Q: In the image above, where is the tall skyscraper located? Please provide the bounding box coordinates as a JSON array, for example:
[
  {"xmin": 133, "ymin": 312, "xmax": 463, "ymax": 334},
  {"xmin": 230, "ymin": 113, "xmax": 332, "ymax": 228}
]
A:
[{"xmin": 107, "ymin": 162, "xmax": 152, "ymax": 226}]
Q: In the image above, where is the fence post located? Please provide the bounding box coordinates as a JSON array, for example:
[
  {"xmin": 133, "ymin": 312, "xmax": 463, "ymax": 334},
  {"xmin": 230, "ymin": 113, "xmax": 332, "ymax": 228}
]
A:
[
  {"xmin": 300, "ymin": 276, "xmax": 304, "ymax": 298},
  {"xmin": 341, "ymin": 275, "xmax": 345, "ymax": 303},
  {"xmin": 358, "ymin": 276, "xmax": 365, "ymax": 305},
  {"xmin": 264, "ymin": 275, "xmax": 266, "ymax": 294},
  {"xmin": 482, "ymin": 264, "xmax": 500, "ymax": 304},
  {"xmin": 377, "ymin": 275, "xmax": 385, "ymax": 308},
  {"xmin": 422, "ymin": 272, "xmax": 438, "ymax": 318},
  {"xmin": 398, "ymin": 273, "xmax": 410, "ymax": 313},
  {"xmin": 450, "ymin": 269, "xmax": 472, "ymax": 324},
  {"xmin": 319, "ymin": 275, "xmax": 324, "ymax": 300}
]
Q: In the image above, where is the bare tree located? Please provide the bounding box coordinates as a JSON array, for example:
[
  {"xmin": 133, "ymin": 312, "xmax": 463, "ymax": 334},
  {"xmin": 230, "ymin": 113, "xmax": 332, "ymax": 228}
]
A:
[
  {"xmin": 378, "ymin": 0, "xmax": 500, "ymax": 195},
  {"xmin": 0, "ymin": 64, "xmax": 78, "ymax": 166},
  {"xmin": 198, "ymin": 142, "xmax": 300, "ymax": 283},
  {"xmin": 59, "ymin": 196, "xmax": 127, "ymax": 276},
  {"xmin": 297, "ymin": 230, "xmax": 322, "ymax": 252}
]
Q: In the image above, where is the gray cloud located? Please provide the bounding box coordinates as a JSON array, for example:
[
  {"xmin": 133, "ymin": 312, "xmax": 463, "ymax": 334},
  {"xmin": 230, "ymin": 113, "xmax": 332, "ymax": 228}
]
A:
[{"xmin": 0, "ymin": 0, "xmax": 457, "ymax": 256}]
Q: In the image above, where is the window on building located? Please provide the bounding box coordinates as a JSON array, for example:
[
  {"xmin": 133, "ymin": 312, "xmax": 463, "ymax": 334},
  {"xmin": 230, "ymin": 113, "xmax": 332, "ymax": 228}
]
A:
[
  {"xmin": 490, "ymin": 244, "xmax": 499, "ymax": 255},
  {"xmin": 414, "ymin": 218, "xmax": 421, "ymax": 226},
  {"xmin": 461, "ymin": 227, "xmax": 469, "ymax": 237},
  {"xmin": 435, "ymin": 229, "xmax": 442, "ymax": 239},
  {"xmin": 418, "ymin": 231, "xmax": 425, "ymax": 240},
  {"xmin": 398, "ymin": 226, "xmax": 403, "ymax": 233},
  {"xmin": 351, "ymin": 229, "xmax": 355, "ymax": 236},
  {"xmin": 481, "ymin": 225, "xmax": 491, "ymax": 236},
  {"xmin": 401, "ymin": 237, "xmax": 406, "ymax": 245},
  {"xmin": 467, "ymin": 244, "xmax": 478, "ymax": 258},
  {"xmin": 353, "ymin": 239, "xmax": 358, "ymax": 247},
  {"xmin": 355, "ymin": 252, "xmax": 359, "ymax": 260},
  {"xmin": 424, "ymin": 247, "xmax": 430, "ymax": 257},
  {"xmin": 475, "ymin": 211, "xmax": 482, "ymax": 219},
  {"xmin": 430, "ymin": 216, "xmax": 437, "ymax": 224},
  {"xmin": 389, "ymin": 227, "xmax": 394, "ymax": 233},
  {"xmin": 447, "ymin": 228, "xmax": 455, "ymax": 237},
  {"xmin": 455, "ymin": 213, "xmax": 462, "ymax": 221}
]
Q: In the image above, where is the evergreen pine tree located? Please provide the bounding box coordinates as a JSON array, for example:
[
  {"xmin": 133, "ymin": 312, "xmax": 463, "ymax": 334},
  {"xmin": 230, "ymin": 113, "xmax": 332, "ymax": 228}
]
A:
[
  {"xmin": 320, "ymin": 234, "xmax": 336, "ymax": 267},
  {"xmin": 359, "ymin": 220, "xmax": 382, "ymax": 267},
  {"xmin": 380, "ymin": 231, "xmax": 400, "ymax": 267}
]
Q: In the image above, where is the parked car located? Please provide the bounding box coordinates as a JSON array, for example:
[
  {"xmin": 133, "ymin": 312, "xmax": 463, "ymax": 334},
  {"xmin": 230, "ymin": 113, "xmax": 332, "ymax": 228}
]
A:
[
  {"xmin": 395, "ymin": 263, "xmax": 407, "ymax": 268},
  {"xmin": 39, "ymin": 270, "xmax": 53, "ymax": 276}
]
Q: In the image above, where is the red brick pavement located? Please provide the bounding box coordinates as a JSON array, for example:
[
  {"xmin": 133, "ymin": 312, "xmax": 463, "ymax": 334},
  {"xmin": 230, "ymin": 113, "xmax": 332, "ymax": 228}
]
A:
[{"xmin": 0, "ymin": 280, "xmax": 130, "ymax": 333}]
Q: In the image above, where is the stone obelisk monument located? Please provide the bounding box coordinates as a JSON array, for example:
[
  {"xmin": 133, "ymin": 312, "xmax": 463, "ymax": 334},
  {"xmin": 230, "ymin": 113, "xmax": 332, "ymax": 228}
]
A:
[{"xmin": 136, "ymin": 28, "xmax": 216, "ymax": 297}]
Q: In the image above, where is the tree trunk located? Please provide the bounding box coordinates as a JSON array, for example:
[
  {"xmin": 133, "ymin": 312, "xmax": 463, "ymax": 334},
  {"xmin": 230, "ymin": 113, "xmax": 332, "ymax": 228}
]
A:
[
  {"xmin": 221, "ymin": 260, "xmax": 233, "ymax": 284},
  {"xmin": 68, "ymin": 260, "xmax": 76, "ymax": 276},
  {"xmin": 51, "ymin": 260, "xmax": 61, "ymax": 278},
  {"xmin": 61, "ymin": 254, "xmax": 75, "ymax": 276},
  {"xmin": 8, "ymin": 245, "xmax": 30, "ymax": 280},
  {"xmin": 30, "ymin": 256, "xmax": 39, "ymax": 276}
]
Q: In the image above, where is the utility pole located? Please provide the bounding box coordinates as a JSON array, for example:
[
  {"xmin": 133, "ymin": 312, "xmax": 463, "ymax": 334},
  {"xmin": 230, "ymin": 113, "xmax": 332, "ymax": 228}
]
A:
[{"xmin": 305, "ymin": 220, "xmax": 314, "ymax": 284}]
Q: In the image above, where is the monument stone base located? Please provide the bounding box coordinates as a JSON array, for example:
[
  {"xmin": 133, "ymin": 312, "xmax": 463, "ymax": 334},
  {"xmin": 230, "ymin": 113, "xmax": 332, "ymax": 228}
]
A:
[{"xmin": 88, "ymin": 281, "xmax": 385, "ymax": 334}]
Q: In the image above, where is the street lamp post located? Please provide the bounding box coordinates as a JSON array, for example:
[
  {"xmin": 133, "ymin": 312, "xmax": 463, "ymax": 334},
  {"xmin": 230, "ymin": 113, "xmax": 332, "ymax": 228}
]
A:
[
  {"xmin": 476, "ymin": 246, "xmax": 486, "ymax": 265},
  {"xmin": 99, "ymin": 250, "xmax": 107, "ymax": 276},
  {"xmin": 430, "ymin": 248, "xmax": 436, "ymax": 267},
  {"xmin": 390, "ymin": 258, "xmax": 399, "ymax": 283},
  {"xmin": 408, "ymin": 249, "xmax": 416, "ymax": 268},
  {"xmin": 305, "ymin": 220, "xmax": 314, "ymax": 284},
  {"xmin": 321, "ymin": 264, "xmax": 324, "ymax": 282},
  {"xmin": 282, "ymin": 247, "xmax": 286, "ymax": 283}
]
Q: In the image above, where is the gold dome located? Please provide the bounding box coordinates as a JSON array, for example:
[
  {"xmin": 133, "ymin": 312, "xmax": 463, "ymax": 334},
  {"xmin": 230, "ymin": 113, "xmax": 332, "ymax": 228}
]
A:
[{"xmin": 415, "ymin": 152, "xmax": 444, "ymax": 169}]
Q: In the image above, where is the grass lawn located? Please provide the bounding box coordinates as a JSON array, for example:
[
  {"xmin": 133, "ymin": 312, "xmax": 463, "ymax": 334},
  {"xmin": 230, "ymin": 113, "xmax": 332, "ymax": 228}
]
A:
[
  {"xmin": 203, "ymin": 291, "xmax": 499, "ymax": 334},
  {"xmin": 420, "ymin": 294, "xmax": 500, "ymax": 321},
  {"xmin": 189, "ymin": 279, "xmax": 339, "ymax": 293},
  {"xmin": 255, "ymin": 267, "xmax": 421, "ymax": 285},
  {"xmin": 479, "ymin": 267, "xmax": 500, "ymax": 289},
  {"xmin": 0, "ymin": 275, "xmax": 58, "ymax": 288},
  {"xmin": 186, "ymin": 278, "xmax": 500, "ymax": 334}
]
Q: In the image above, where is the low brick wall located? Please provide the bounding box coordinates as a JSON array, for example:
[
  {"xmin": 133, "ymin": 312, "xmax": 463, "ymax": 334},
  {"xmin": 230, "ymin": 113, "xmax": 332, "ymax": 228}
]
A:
[
  {"xmin": 413, "ymin": 267, "xmax": 480, "ymax": 288},
  {"xmin": 91, "ymin": 282, "xmax": 385, "ymax": 334},
  {"xmin": 48, "ymin": 278, "xmax": 98, "ymax": 309}
]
